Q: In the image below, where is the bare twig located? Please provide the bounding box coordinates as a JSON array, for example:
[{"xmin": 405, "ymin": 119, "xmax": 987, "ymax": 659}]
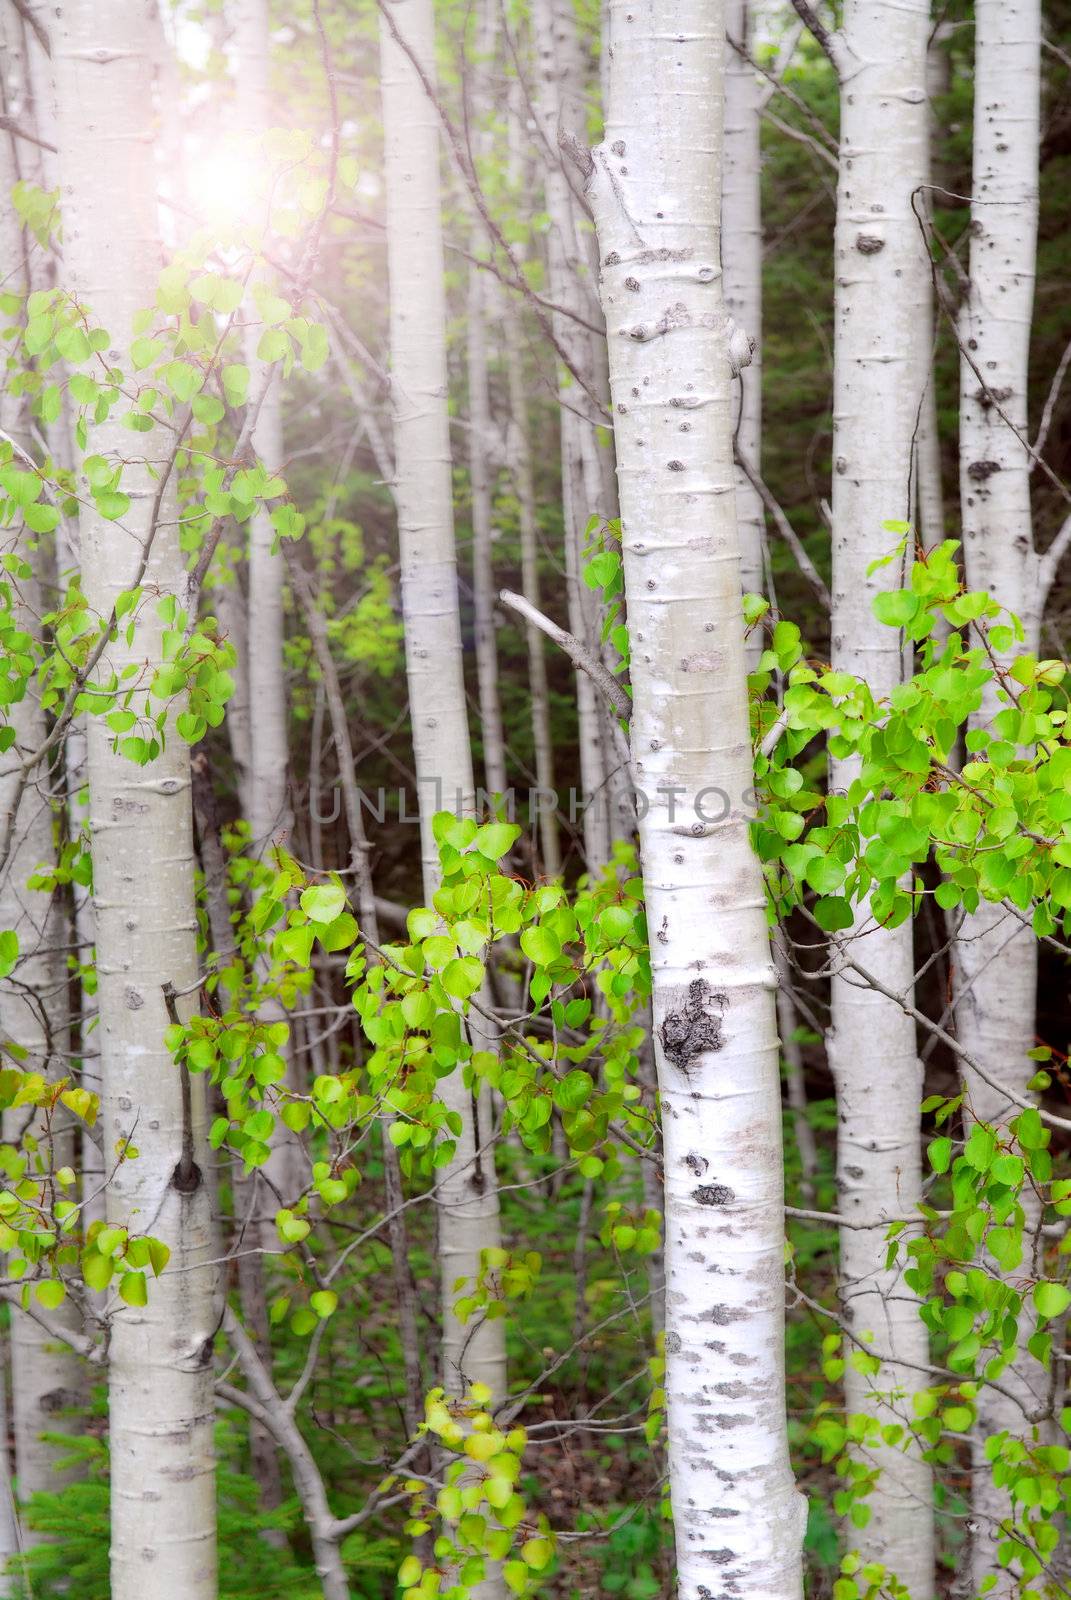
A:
[{"xmin": 499, "ymin": 590, "xmax": 632, "ymax": 722}]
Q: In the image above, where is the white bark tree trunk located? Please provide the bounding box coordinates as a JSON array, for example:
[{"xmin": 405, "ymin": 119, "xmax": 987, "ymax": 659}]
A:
[
  {"xmin": 52, "ymin": 7, "xmax": 218, "ymax": 1597},
  {"xmin": 723, "ymin": 0, "xmax": 766, "ymax": 646},
  {"xmin": 823, "ymin": 3, "xmax": 934, "ymax": 1591},
  {"xmin": 587, "ymin": 4, "xmax": 807, "ymax": 1594},
  {"xmin": 954, "ymin": 5, "xmax": 1048, "ymax": 1588},
  {"xmin": 379, "ymin": 16, "xmax": 507, "ymax": 1597},
  {"xmin": 0, "ymin": 16, "xmax": 86, "ymax": 1515},
  {"xmin": 531, "ymin": 0, "xmax": 617, "ymax": 869},
  {"xmin": 231, "ymin": 0, "xmax": 304, "ymax": 1211},
  {"xmin": 466, "ymin": 0, "xmax": 508, "ymax": 802}
]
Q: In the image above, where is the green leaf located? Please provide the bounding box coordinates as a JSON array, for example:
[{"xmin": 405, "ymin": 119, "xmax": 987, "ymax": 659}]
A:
[
  {"xmin": 1034, "ymin": 1281, "xmax": 1071, "ymax": 1321},
  {"xmin": 927, "ymin": 1137, "xmax": 952, "ymax": 1175},
  {"xmin": 23, "ymin": 502, "xmax": 59, "ymax": 534},
  {"xmin": 94, "ymin": 489, "xmax": 131, "ymax": 521},
  {"xmin": 873, "ymin": 590, "xmax": 920, "ymax": 628},
  {"xmin": 222, "ymin": 364, "xmax": 250, "ymax": 406},
  {"xmin": 310, "ymin": 1289, "xmax": 338, "ymax": 1319},
  {"xmin": 813, "ymin": 896, "xmax": 853, "ymax": 933},
  {"xmin": 474, "ymin": 821, "xmax": 520, "ymax": 860},
  {"xmin": 119, "ymin": 1271, "xmax": 148, "ymax": 1307},
  {"xmin": 299, "ymin": 882, "xmax": 346, "ymax": 923},
  {"xmin": 0, "ymin": 930, "xmax": 18, "ymax": 978},
  {"xmin": 35, "ymin": 1279, "xmax": 66, "ymax": 1310},
  {"xmin": 520, "ymin": 925, "xmax": 561, "ymax": 967}
]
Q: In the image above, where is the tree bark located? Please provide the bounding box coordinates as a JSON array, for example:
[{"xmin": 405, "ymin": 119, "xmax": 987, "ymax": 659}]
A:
[
  {"xmin": 51, "ymin": 6, "xmax": 218, "ymax": 1596},
  {"xmin": 724, "ymin": 0, "xmax": 765, "ymax": 654},
  {"xmin": 531, "ymin": 0, "xmax": 616, "ymax": 869},
  {"xmin": 587, "ymin": 4, "xmax": 807, "ymax": 1594},
  {"xmin": 954, "ymin": 4, "xmax": 1048, "ymax": 1589},
  {"xmin": 822, "ymin": 2, "xmax": 935, "ymax": 1590},
  {"xmin": 379, "ymin": 9, "xmax": 507, "ymax": 1593}
]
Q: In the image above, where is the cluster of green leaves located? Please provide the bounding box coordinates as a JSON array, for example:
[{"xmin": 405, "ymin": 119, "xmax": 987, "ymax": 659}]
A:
[
  {"xmin": 753, "ymin": 538, "xmax": 1070, "ymax": 939},
  {"xmin": 583, "ymin": 515, "xmax": 630, "ymax": 698},
  {"xmin": 399, "ymin": 1385, "xmax": 554, "ymax": 1598},
  {"xmin": 0, "ymin": 1066, "xmax": 102, "ymax": 1309}
]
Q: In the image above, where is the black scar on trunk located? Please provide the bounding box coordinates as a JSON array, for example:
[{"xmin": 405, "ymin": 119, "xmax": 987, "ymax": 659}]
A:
[{"xmin": 660, "ymin": 979, "xmax": 725, "ymax": 1074}]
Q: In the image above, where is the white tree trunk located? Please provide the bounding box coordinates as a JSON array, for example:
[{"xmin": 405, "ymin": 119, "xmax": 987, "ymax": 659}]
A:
[
  {"xmin": 231, "ymin": 0, "xmax": 304, "ymax": 1211},
  {"xmin": 466, "ymin": 1, "xmax": 508, "ymax": 802},
  {"xmin": 954, "ymin": 5, "xmax": 1047, "ymax": 1588},
  {"xmin": 723, "ymin": 0, "xmax": 766, "ymax": 645},
  {"xmin": 823, "ymin": 4, "xmax": 934, "ymax": 1592},
  {"xmin": 531, "ymin": 0, "xmax": 617, "ymax": 869},
  {"xmin": 503, "ymin": 306, "xmax": 561, "ymax": 876},
  {"xmin": 233, "ymin": 0, "xmax": 290, "ymax": 859},
  {"xmin": 379, "ymin": 17, "xmax": 507, "ymax": 1598},
  {"xmin": 0, "ymin": 16, "xmax": 87, "ymax": 1513},
  {"xmin": 588, "ymin": 5, "xmax": 806, "ymax": 1594},
  {"xmin": 51, "ymin": 7, "xmax": 218, "ymax": 1597}
]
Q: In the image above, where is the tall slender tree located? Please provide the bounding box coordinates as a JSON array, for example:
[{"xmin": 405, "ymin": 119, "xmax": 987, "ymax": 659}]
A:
[
  {"xmin": 791, "ymin": 2, "xmax": 935, "ymax": 1591},
  {"xmin": 378, "ymin": 11, "xmax": 508, "ymax": 1595},
  {"xmin": 723, "ymin": 0, "xmax": 765, "ymax": 642},
  {"xmin": 51, "ymin": 5, "xmax": 217, "ymax": 1595},
  {"xmin": 586, "ymin": 2, "xmax": 806, "ymax": 1593},
  {"xmin": 954, "ymin": 2, "xmax": 1059, "ymax": 1585},
  {"xmin": 0, "ymin": 1, "xmax": 86, "ymax": 1522}
]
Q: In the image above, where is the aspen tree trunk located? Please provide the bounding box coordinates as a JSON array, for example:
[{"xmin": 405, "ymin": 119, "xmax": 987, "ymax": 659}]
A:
[
  {"xmin": 0, "ymin": 5, "xmax": 86, "ymax": 1517},
  {"xmin": 954, "ymin": 5, "xmax": 1048, "ymax": 1587},
  {"xmin": 231, "ymin": 0, "xmax": 303, "ymax": 1210},
  {"xmin": 587, "ymin": 5, "xmax": 806, "ymax": 1593},
  {"xmin": 503, "ymin": 85, "xmax": 560, "ymax": 875},
  {"xmin": 379, "ymin": 17, "xmax": 507, "ymax": 1597},
  {"xmin": 723, "ymin": 0, "xmax": 765, "ymax": 645},
  {"xmin": 51, "ymin": 7, "xmax": 218, "ymax": 1597},
  {"xmin": 531, "ymin": 0, "xmax": 614, "ymax": 869},
  {"xmin": 915, "ymin": 27, "xmax": 948, "ymax": 559},
  {"xmin": 234, "ymin": 0, "xmax": 290, "ymax": 862},
  {"xmin": 502, "ymin": 308, "xmax": 561, "ymax": 876},
  {"xmin": 466, "ymin": 0, "xmax": 507, "ymax": 803},
  {"xmin": 822, "ymin": 4, "xmax": 935, "ymax": 1591}
]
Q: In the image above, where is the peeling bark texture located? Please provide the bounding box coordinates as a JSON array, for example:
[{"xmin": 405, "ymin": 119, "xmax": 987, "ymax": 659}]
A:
[
  {"xmin": 723, "ymin": 0, "xmax": 765, "ymax": 652},
  {"xmin": 51, "ymin": 6, "xmax": 218, "ymax": 1597},
  {"xmin": 827, "ymin": 3, "xmax": 934, "ymax": 1592},
  {"xmin": 379, "ymin": 15, "xmax": 508, "ymax": 1597},
  {"xmin": 954, "ymin": 5, "xmax": 1047, "ymax": 1589},
  {"xmin": 588, "ymin": 5, "xmax": 806, "ymax": 1595}
]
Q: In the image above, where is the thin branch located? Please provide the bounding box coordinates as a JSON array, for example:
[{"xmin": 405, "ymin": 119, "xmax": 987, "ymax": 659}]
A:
[
  {"xmin": 8, "ymin": 0, "xmax": 49, "ymax": 57},
  {"xmin": 0, "ymin": 112, "xmax": 55, "ymax": 154},
  {"xmin": 1033, "ymin": 334, "xmax": 1071, "ymax": 465},
  {"xmin": 734, "ymin": 444, "xmax": 832, "ymax": 610},
  {"xmin": 498, "ymin": 589, "xmax": 632, "ymax": 722},
  {"xmin": 786, "ymin": 0, "xmax": 847, "ymax": 75},
  {"xmin": 1039, "ymin": 513, "xmax": 1071, "ymax": 606}
]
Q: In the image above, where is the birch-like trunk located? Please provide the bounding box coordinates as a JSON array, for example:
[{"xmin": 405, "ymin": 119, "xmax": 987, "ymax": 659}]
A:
[
  {"xmin": 723, "ymin": 0, "xmax": 765, "ymax": 644},
  {"xmin": 466, "ymin": 1, "xmax": 507, "ymax": 803},
  {"xmin": 825, "ymin": 4, "xmax": 934, "ymax": 1591},
  {"xmin": 587, "ymin": 5, "xmax": 806, "ymax": 1593},
  {"xmin": 0, "ymin": 5, "xmax": 87, "ymax": 1520},
  {"xmin": 231, "ymin": 0, "xmax": 304, "ymax": 1212},
  {"xmin": 234, "ymin": 0, "xmax": 290, "ymax": 861},
  {"xmin": 954, "ymin": 5, "xmax": 1048, "ymax": 1587},
  {"xmin": 531, "ymin": 0, "xmax": 616, "ymax": 869},
  {"xmin": 379, "ymin": 21, "xmax": 508, "ymax": 1597},
  {"xmin": 52, "ymin": 7, "xmax": 217, "ymax": 1597}
]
